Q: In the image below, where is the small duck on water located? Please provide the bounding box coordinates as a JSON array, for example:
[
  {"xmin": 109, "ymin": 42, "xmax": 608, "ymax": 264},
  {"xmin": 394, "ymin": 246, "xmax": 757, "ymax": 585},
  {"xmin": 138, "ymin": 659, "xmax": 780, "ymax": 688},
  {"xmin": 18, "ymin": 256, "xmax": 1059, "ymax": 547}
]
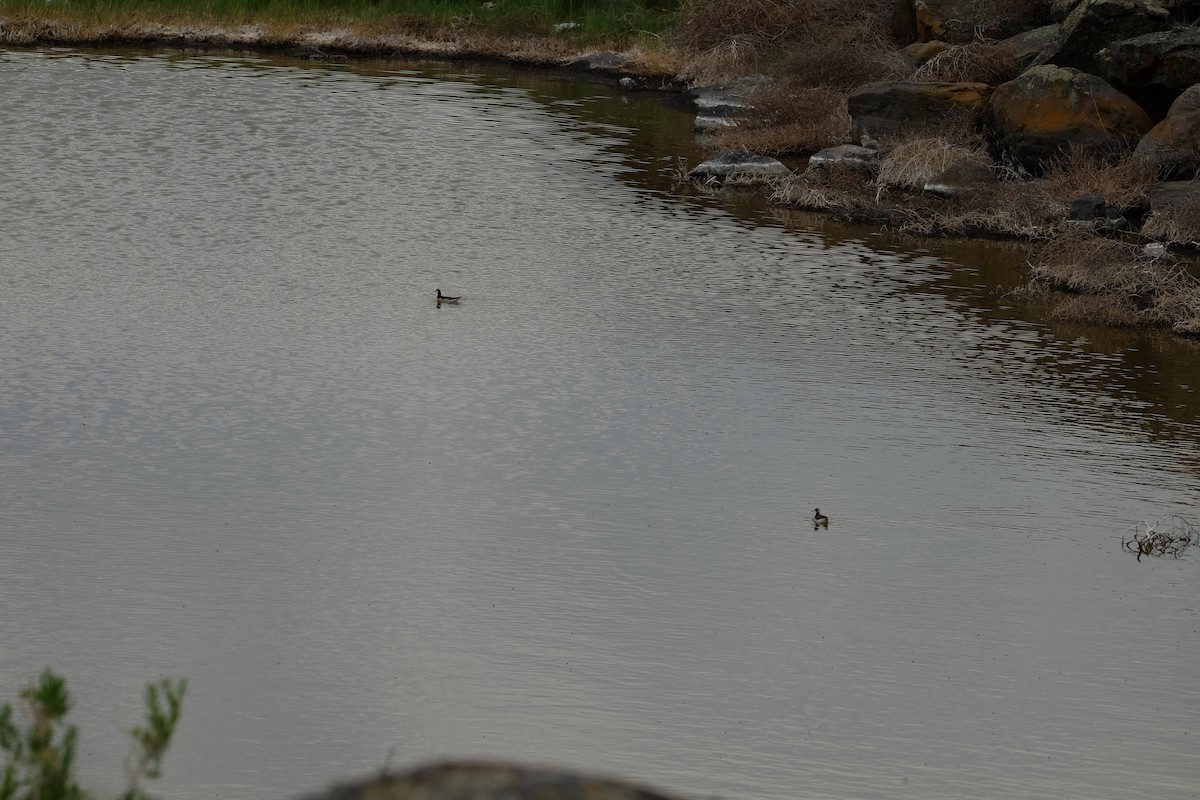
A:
[
  {"xmin": 437, "ymin": 289, "xmax": 462, "ymax": 306},
  {"xmin": 813, "ymin": 508, "xmax": 829, "ymax": 529}
]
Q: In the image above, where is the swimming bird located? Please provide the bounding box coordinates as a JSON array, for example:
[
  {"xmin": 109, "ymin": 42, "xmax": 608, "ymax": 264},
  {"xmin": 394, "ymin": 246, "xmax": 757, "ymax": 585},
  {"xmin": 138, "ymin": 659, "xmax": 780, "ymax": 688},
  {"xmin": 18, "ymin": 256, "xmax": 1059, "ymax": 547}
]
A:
[
  {"xmin": 813, "ymin": 508, "xmax": 829, "ymax": 529},
  {"xmin": 436, "ymin": 289, "xmax": 462, "ymax": 305}
]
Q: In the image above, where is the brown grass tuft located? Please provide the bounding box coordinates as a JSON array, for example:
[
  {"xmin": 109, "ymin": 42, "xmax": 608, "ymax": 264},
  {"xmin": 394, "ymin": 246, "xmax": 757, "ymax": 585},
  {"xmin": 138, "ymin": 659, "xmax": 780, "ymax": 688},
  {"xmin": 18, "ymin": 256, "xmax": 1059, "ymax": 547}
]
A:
[
  {"xmin": 771, "ymin": 162, "xmax": 878, "ymax": 212},
  {"xmin": 877, "ymin": 136, "xmax": 989, "ymax": 190},
  {"xmin": 776, "ymin": 18, "xmax": 911, "ymax": 89},
  {"xmin": 911, "ymin": 40, "xmax": 1022, "ymax": 84},
  {"xmin": 679, "ymin": 38, "xmax": 765, "ymax": 85},
  {"xmin": 1142, "ymin": 191, "xmax": 1200, "ymax": 245},
  {"xmin": 714, "ymin": 85, "xmax": 850, "ymax": 154},
  {"xmin": 1023, "ymin": 228, "xmax": 1200, "ymax": 334},
  {"xmin": 677, "ymin": 0, "xmax": 892, "ymax": 51},
  {"xmin": 1040, "ymin": 145, "xmax": 1158, "ymax": 210},
  {"xmin": 677, "ymin": 0, "xmax": 904, "ymax": 85},
  {"xmin": 1049, "ymin": 294, "xmax": 1146, "ymax": 327},
  {"xmin": 1029, "ymin": 230, "xmax": 1152, "ymax": 292},
  {"xmin": 891, "ymin": 181, "xmax": 1061, "ymax": 237},
  {"xmin": 974, "ymin": 0, "xmax": 1053, "ymax": 38}
]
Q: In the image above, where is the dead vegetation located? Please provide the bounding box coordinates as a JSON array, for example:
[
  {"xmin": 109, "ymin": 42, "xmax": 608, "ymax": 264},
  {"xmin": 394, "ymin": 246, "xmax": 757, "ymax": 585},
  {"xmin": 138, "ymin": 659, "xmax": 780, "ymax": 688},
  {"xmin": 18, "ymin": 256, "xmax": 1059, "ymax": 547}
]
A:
[
  {"xmin": 713, "ymin": 84, "xmax": 850, "ymax": 154},
  {"xmin": 770, "ymin": 163, "xmax": 879, "ymax": 214},
  {"xmin": 876, "ymin": 134, "xmax": 989, "ymax": 191},
  {"xmin": 974, "ymin": 0, "xmax": 1053, "ymax": 39},
  {"xmin": 677, "ymin": 0, "xmax": 906, "ymax": 86},
  {"xmin": 1142, "ymin": 190, "xmax": 1200, "ymax": 245},
  {"xmin": 1041, "ymin": 146, "xmax": 1158, "ymax": 213},
  {"xmin": 911, "ymin": 40, "xmax": 1022, "ymax": 85},
  {"xmin": 1122, "ymin": 514, "xmax": 1198, "ymax": 560},
  {"xmin": 1023, "ymin": 229, "xmax": 1200, "ymax": 333}
]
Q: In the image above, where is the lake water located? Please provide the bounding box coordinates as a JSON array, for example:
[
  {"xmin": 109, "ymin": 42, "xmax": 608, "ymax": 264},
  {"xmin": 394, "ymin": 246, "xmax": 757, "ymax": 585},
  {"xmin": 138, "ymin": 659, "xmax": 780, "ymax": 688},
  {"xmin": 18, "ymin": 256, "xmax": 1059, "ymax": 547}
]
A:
[{"xmin": 1, "ymin": 46, "xmax": 1198, "ymax": 800}]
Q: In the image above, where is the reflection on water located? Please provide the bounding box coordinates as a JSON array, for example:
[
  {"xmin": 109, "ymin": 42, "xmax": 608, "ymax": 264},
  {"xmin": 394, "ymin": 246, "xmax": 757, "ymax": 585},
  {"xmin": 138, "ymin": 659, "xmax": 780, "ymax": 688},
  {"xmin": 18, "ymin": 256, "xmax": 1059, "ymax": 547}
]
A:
[{"xmin": 1, "ymin": 47, "xmax": 1198, "ymax": 800}]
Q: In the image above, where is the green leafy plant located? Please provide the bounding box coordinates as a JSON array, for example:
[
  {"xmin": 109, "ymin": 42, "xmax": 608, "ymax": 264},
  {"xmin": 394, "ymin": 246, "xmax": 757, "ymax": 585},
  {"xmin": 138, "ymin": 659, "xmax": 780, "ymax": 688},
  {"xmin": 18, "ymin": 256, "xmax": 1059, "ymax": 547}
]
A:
[{"xmin": 0, "ymin": 671, "xmax": 185, "ymax": 800}]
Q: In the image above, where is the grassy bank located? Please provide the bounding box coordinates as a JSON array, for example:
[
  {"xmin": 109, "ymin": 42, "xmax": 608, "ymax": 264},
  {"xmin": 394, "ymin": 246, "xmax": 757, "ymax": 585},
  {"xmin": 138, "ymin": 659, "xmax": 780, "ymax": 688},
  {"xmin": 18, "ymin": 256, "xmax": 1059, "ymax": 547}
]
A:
[{"xmin": 0, "ymin": 0, "xmax": 682, "ymax": 59}]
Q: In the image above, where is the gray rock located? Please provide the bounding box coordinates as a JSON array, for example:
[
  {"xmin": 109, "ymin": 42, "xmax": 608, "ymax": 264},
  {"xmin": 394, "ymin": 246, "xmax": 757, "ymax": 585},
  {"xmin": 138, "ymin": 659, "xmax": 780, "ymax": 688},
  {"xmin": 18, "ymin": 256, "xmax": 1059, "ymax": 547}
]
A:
[
  {"xmin": 1098, "ymin": 28, "xmax": 1200, "ymax": 100},
  {"xmin": 1069, "ymin": 193, "xmax": 1107, "ymax": 220},
  {"xmin": 923, "ymin": 160, "xmax": 998, "ymax": 196},
  {"xmin": 1050, "ymin": 0, "xmax": 1085, "ymax": 21},
  {"xmin": 1149, "ymin": 179, "xmax": 1200, "ymax": 212},
  {"xmin": 688, "ymin": 150, "xmax": 791, "ymax": 179},
  {"xmin": 1035, "ymin": 0, "xmax": 1171, "ymax": 75},
  {"xmin": 690, "ymin": 75, "xmax": 771, "ymax": 131},
  {"xmin": 808, "ymin": 144, "xmax": 879, "ymax": 172},
  {"xmin": 1002, "ymin": 24, "xmax": 1061, "ymax": 66},
  {"xmin": 565, "ymin": 51, "xmax": 629, "ymax": 73},
  {"xmin": 297, "ymin": 762, "xmax": 684, "ymax": 800}
]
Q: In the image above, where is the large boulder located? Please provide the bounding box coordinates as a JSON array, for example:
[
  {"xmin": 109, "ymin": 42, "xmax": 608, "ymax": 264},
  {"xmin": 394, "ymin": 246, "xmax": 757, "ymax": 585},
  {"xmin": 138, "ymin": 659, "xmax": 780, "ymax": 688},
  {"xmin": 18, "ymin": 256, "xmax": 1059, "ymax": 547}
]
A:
[
  {"xmin": 848, "ymin": 80, "xmax": 990, "ymax": 142},
  {"xmin": 1098, "ymin": 28, "xmax": 1200, "ymax": 99},
  {"xmin": 1002, "ymin": 24, "xmax": 1061, "ymax": 66},
  {"xmin": 1135, "ymin": 83, "xmax": 1200, "ymax": 176},
  {"xmin": 987, "ymin": 65, "xmax": 1153, "ymax": 171},
  {"xmin": 1050, "ymin": 0, "xmax": 1084, "ymax": 20},
  {"xmin": 1035, "ymin": 0, "xmax": 1171, "ymax": 75}
]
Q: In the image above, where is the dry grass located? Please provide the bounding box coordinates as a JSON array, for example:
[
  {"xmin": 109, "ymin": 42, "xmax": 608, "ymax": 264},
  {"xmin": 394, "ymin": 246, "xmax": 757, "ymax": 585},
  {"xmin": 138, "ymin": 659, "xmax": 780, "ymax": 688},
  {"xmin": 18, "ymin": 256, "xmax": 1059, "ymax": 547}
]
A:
[
  {"xmin": 677, "ymin": 0, "xmax": 905, "ymax": 86},
  {"xmin": 896, "ymin": 180, "xmax": 1063, "ymax": 237},
  {"xmin": 1041, "ymin": 146, "xmax": 1158, "ymax": 211},
  {"xmin": 679, "ymin": 38, "xmax": 765, "ymax": 84},
  {"xmin": 911, "ymin": 40, "xmax": 1022, "ymax": 84},
  {"xmin": 877, "ymin": 136, "xmax": 989, "ymax": 190},
  {"xmin": 713, "ymin": 85, "xmax": 850, "ymax": 154},
  {"xmin": 776, "ymin": 19, "xmax": 910, "ymax": 89},
  {"xmin": 1023, "ymin": 228, "xmax": 1200, "ymax": 334},
  {"xmin": 974, "ymin": 0, "xmax": 1053, "ymax": 38},
  {"xmin": 1049, "ymin": 293, "xmax": 1146, "ymax": 327},
  {"xmin": 677, "ymin": 0, "xmax": 890, "ymax": 51},
  {"xmin": 1142, "ymin": 190, "xmax": 1200, "ymax": 245},
  {"xmin": 1029, "ymin": 231, "xmax": 1154, "ymax": 292},
  {"xmin": 771, "ymin": 163, "xmax": 878, "ymax": 213}
]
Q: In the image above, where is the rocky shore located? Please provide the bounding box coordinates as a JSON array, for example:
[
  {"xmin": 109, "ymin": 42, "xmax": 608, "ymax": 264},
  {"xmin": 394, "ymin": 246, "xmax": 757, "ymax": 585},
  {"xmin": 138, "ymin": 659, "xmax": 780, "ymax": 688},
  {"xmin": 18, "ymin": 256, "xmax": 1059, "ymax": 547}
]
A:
[{"xmin": 5, "ymin": 0, "xmax": 1200, "ymax": 336}]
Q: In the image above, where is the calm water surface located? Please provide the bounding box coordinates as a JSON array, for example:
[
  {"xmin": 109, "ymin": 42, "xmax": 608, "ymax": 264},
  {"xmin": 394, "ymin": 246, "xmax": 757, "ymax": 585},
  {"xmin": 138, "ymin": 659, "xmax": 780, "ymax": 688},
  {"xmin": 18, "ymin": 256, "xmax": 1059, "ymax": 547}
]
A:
[{"xmin": 1, "ymin": 47, "xmax": 1198, "ymax": 800}]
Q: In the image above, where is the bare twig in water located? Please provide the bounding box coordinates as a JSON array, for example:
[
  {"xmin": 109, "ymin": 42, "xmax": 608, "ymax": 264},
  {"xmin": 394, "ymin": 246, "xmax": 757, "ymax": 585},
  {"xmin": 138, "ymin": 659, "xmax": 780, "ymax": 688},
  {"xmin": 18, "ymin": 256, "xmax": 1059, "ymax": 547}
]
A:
[{"xmin": 1122, "ymin": 515, "xmax": 1198, "ymax": 561}]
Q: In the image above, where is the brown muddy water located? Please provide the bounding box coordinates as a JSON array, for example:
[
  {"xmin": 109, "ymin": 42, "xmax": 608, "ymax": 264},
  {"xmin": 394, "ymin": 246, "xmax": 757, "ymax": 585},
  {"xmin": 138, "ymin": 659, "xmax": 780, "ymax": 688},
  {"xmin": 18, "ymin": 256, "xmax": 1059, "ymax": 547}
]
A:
[{"xmin": 1, "ymin": 46, "xmax": 1198, "ymax": 800}]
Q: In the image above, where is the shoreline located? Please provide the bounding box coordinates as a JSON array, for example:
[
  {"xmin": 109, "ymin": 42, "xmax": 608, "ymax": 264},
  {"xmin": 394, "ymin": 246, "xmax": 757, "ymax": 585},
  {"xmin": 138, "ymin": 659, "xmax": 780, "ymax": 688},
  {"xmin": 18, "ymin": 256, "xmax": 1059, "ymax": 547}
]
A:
[{"xmin": 5, "ymin": 14, "xmax": 1200, "ymax": 340}]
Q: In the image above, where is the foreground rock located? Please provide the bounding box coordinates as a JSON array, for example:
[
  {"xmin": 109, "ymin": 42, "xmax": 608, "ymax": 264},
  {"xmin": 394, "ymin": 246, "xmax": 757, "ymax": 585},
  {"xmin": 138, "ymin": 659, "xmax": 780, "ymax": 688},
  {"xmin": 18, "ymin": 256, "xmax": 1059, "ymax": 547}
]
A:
[
  {"xmin": 1034, "ymin": 0, "xmax": 1171, "ymax": 75},
  {"xmin": 847, "ymin": 80, "xmax": 990, "ymax": 142},
  {"xmin": 298, "ymin": 762, "xmax": 683, "ymax": 800},
  {"xmin": 1098, "ymin": 27, "xmax": 1200, "ymax": 115},
  {"xmin": 987, "ymin": 65, "xmax": 1152, "ymax": 172},
  {"xmin": 1135, "ymin": 83, "xmax": 1200, "ymax": 177}
]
